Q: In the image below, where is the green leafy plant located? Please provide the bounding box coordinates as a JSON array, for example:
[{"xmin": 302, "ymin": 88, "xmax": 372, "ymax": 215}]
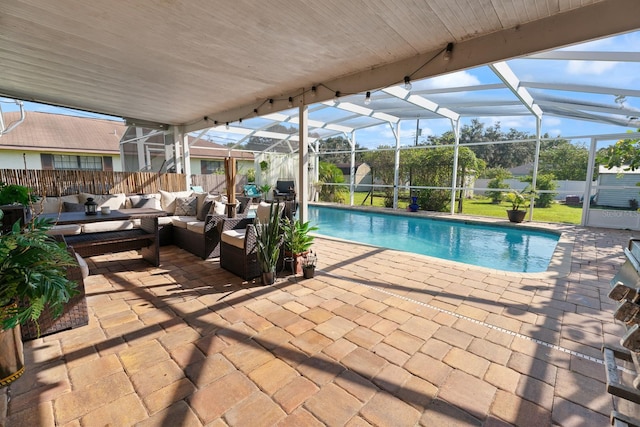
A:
[
  {"xmin": 281, "ymin": 218, "xmax": 318, "ymax": 255},
  {"xmin": 246, "ymin": 168, "xmax": 256, "ymax": 183},
  {"xmin": 0, "ymin": 216, "xmax": 78, "ymax": 330},
  {"xmin": 487, "ymin": 178, "xmax": 510, "ymax": 203},
  {"xmin": 505, "ymin": 191, "xmax": 526, "ymax": 211},
  {"xmin": 254, "ymin": 203, "xmax": 283, "ymax": 274},
  {"xmin": 0, "ymin": 183, "xmax": 38, "ymax": 206},
  {"xmin": 521, "ymin": 174, "xmax": 557, "ymax": 208},
  {"xmin": 259, "ymin": 160, "xmax": 269, "ymax": 172},
  {"xmin": 504, "ymin": 187, "xmax": 537, "ymax": 211},
  {"xmin": 259, "ymin": 184, "xmax": 272, "ymax": 195}
]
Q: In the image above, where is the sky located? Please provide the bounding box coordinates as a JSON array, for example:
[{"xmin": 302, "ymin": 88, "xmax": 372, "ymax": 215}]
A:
[{"xmin": 2, "ymin": 29, "xmax": 640, "ymax": 152}]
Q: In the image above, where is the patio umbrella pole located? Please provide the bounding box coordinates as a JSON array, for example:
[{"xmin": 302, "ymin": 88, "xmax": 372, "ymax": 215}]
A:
[{"xmin": 225, "ymin": 157, "xmax": 236, "ymax": 218}]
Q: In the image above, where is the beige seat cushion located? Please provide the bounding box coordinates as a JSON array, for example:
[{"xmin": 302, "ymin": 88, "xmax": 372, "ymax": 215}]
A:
[
  {"xmin": 157, "ymin": 216, "xmax": 174, "ymax": 226},
  {"xmin": 82, "ymin": 220, "xmax": 135, "ymax": 233},
  {"xmin": 46, "ymin": 224, "xmax": 82, "ymax": 236},
  {"xmin": 185, "ymin": 221, "xmax": 205, "ymax": 234},
  {"xmin": 171, "ymin": 216, "xmax": 198, "ymax": 229},
  {"xmin": 221, "ymin": 229, "xmax": 246, "ymax": 249}
]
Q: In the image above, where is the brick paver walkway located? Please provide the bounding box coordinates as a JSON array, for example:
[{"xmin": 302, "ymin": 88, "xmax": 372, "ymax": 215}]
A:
[{"xmin": 1, "ymin": 222, "xmax": 639, "ymax": 426}]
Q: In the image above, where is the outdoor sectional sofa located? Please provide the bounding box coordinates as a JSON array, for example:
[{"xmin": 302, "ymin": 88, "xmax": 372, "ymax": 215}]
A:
[{"xmin": 35, "ymin": 190, "xmax": 248, "ymax": 260}]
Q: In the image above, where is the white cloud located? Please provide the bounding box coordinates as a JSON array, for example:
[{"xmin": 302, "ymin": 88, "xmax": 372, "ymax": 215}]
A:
[
  {"xmin": 414, "ymin": 70, "xmax": 480, "ymax": 90},
  {"xmin": 543, "ymin": 116, "xmax": 562, "ymax": 126},
  {"xmin": 566, "ymin": 60, "xmax": 616, "ymax": 75}
]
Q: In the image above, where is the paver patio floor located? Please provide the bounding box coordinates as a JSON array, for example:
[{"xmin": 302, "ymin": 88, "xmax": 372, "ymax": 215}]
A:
[{"xmin": 1, "ymin": 222, "xmax": 639, "ymax": 426}]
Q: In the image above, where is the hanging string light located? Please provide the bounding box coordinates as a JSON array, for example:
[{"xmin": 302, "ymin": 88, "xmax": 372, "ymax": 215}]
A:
[
  {"xmin": 443, "ymin": 42, "xmax": 454, "ymax": 61},
  {"xmin": 404, "ymin": 76, "xmax": 412, "ymax": 91}
]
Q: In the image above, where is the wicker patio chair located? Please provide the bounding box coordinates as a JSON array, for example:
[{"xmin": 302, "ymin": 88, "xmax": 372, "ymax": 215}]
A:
[
  {"xmin": 20, "ymin": 244, "xmax": 89, "ymax": 340},
  {"xmin": 219, "ymin": 201, "xmax": 296, "ymax": 280}
]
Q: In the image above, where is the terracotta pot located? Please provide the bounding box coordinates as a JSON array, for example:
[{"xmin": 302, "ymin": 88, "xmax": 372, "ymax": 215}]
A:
[{"xmin": 0, "ymin": 325, "xmax": 25, "ymax": 388}]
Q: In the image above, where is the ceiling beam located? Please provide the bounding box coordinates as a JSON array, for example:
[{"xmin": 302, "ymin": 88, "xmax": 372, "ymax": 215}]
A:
[{"xmin": 489, "ymin": 62, "xmax": 543, "ymax": 119}]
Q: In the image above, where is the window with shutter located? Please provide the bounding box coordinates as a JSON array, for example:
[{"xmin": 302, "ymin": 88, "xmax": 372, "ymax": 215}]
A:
[{"xmin": 40, "ymin": 153, "xmax": 54, "ymax": 170}]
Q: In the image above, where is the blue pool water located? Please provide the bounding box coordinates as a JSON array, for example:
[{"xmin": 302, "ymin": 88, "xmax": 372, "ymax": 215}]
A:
[{"xmin": 308, "ymin": 206, "xmax": 559, "ymax": 273}]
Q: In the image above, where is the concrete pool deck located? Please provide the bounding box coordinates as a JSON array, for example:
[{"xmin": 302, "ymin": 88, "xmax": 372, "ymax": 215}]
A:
[{"xmin": 1, "ymin": 221, "xmax": 639, "ymax": 426}]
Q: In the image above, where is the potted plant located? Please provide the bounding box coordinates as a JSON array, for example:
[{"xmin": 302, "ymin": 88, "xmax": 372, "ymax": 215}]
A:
[
  {"xmin": 0, "ymin": 213, "xmax": 78, "ymax": 387},
  {"xmin": 302, "ymin": 251, "xmax": 317, "ymax": 279},
  {"xmin": 259, "ymin": 184, "xmax": 272, "ymax": 198},
  {"xmin": 0, "ymin": 182, "xmax": 39, "ymax": 233},
  {"xmin": 253, "ymin": 202, "xmax": 283, "ymax": 285},
  {"xmin": 281, "ymin": 218, "xmax": 318, "ymax": 274},
  {"xmin": 504, "ymin": 188, "xmax": 535, "ymax": 223}
]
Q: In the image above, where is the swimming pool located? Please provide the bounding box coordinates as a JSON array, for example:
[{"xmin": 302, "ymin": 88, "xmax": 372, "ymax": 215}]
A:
[{"xmin": 308, "ymin": 206, "xmax": 560, "ymax": 273}]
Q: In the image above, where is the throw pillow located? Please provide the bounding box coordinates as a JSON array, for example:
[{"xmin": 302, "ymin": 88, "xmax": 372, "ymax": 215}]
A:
[
  {"xmin": 197, "ymin": 200, "xmax": 214, "ymax": 221},
  {"xmin": 212, "ymin": 200, "xmax": 226, "ymax": 215},
  {"xmin": 63, "ymin": 202, "xmax": 86, "ymax": 212},
  {"xmin": 134, "ymin": 197, "xmax": 161, "ymax": 209},
  {"xmin": 174, "ymin": 196, "xmax": 197, "ymax": 216},
  {"xmin": 159, "ymin": 190, "xmax": 193, "ymax": 214},
  {"xmin": 256, "ymin": 201, "xmax": 277, "ymax": 224}
]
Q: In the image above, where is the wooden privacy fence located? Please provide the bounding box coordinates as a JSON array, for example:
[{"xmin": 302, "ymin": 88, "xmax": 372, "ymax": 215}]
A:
[
  {"xmin": 191, "ymin": 173, "xmax": 248, "ymax": 195},
  {"xmin": 0, "ymin": 169, "xmax": 187, "ymax": 196},
  {"xmin": 0, "ymin": 169, "xmax": 249, "ymax": 196}
]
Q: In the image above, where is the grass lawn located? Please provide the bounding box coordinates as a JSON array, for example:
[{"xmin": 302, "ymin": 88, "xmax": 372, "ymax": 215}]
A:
[{"xmin": 350, "ymin": 192, "xmax": 583, "ymax": 224}]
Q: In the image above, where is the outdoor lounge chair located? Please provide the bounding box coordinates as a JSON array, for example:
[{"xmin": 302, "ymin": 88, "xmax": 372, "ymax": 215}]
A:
[
  {"xmin": 273, "ymin": 180, "xmax": 295, "ymax": 201},
  {"xmin": 243, "ymin": 184, "xmax": 261, "ymax": 198}
]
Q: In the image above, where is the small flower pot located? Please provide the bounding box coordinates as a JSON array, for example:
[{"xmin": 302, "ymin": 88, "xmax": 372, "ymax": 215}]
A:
[
  {"xmin": 302, "ymin": 266, "xmax": 315, "ymax": 279},
  {"xmin": 408, "ymin": 196, "xmax": 419, "ymax": 212}
]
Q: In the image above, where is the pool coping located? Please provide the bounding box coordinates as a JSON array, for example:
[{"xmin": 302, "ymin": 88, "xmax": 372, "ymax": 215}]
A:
[{"xmin": 308, "ymin": 203, "xmax": 575, "ymax": 280}]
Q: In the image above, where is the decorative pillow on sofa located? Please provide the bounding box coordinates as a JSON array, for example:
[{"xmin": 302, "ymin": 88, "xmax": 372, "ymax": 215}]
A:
[
  {"xmin": 36, "ymin": 194, "xmax": 81, "ymax": 215},
  {"xmin": 212, "ymin": 200, "xmax": 227, "ymax": 215},
  {"xmin": 195, "ymin": 193, "xmax": 220, "ymax": 218},
  {"xmin": 174, "ymin": 196, "xmax": 197, "ymax": 216},
  {"xmin": 134, "ymin": 197, "xmax": 161, "ymax": 209},
  {"xmin": 128, "ymin": 194, "xmax": 160, "ymax": 209},
  {"xmin": 159, "ymin": 190, "xmax": 193, "ymax": 214},
  {"xmin": 197, "ymin": 200, "xmax": 214, "ymax": 221},
  {"xmin": 63, "ymin": 201, "xmax": 86, "ymax": 212}
]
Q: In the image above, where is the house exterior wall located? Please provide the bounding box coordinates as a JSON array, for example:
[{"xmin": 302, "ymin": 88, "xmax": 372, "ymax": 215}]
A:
[
  {"xmin": 0, "ymin": 149, "xmax": 122, "ymax": 171},
  {"xmin": 0, "ymin": 150, "xmax": 42, "ymax": 170},
  {"xmin": 596, "ymin": 173, "xmax": 640, "ymax": 208}
]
